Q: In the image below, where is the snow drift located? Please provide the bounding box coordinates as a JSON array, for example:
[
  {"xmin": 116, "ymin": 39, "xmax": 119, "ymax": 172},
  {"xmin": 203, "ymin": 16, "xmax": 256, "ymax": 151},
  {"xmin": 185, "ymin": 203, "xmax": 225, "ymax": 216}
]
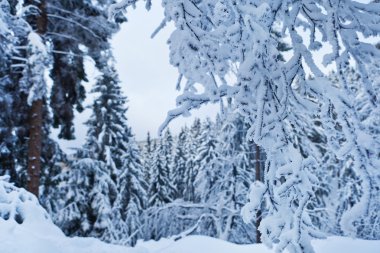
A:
[{"xmin": 1, "ymin": 178, "xmax": 379, "ymax": 253}]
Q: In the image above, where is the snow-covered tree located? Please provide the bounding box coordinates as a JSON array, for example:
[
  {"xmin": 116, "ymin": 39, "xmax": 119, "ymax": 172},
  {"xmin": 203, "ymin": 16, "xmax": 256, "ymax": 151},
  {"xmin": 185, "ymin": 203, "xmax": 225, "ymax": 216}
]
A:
[
  {"xmin": 144, "ymin": 137, "xmax": 176, "ymax": 240},
  {"xmin": 183, "ymin": 118, "xmax": 201, "ymax": 202},
  {"xmin": 140, "ymin": 116, "xmax": 262, "ymax": 243},
  {"xmin": 323, "ymin": 67, "xmax": 380, "ymax": 239},
  {"xmin": 194, "ymin": 118, "xmax": 220, "ymax": 203},
  {"xmin": 148, "ymin": 138, "xmax": 173, "ymax": 207},
  {"xmin": 83, "ymin": 53, "xmax": 129, "ymax": 183},
  {"xmin": 162, "ymin": 129, "xmax": 175, "ymax": 198},
  {"xmin": 47, "ymin": 0, "xmax": 125, "ymax": 139},
  {"xmin": 0, "ymin": 0, "xmax": 28, "ymax": 183},
  {"xmin": 142, "ymin": 132, "xmax": 154, "ymax": 189},
  {"xmin": 4, "ymin": 0, "xmax": 63, "ymax": 201},
  {"xmin": 172, "ymin": 127, "xmax": 188, "ymax": 199},
  {"xmin": 196, "ymin": 113, "xmax": 256, "ymax": 243},
  {"xmin": 112, "ymin": 137, "xmax": 147, "ymax": 246},
  {"xmin": 0, "ymin": 0, "xmax": 129, "ymax": 198},
  {"xmin": 0, "ymin": 175, "xmax": 53, "ymax": 226},
  {"xmin": 55, "ymin": 51, "xmax": 147, "ymax": 244},
  {"xmin": 112, "ymin": 1, "xmax": 380, "ymax": 252},
  {"xmin": 16, "ymin": 0, "xmax": 49, "ymax": 197},
  {"xmin": 55, "ymin": 158, "xmax": 117, "ymax": 240}
]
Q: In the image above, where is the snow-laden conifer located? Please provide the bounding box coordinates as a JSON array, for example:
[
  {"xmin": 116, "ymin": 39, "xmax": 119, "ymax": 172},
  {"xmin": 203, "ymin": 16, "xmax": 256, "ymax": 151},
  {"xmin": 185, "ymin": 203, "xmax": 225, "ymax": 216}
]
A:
[
  {"xmin": 172, "ymin": 127, "xmax": 188, "ymax": 199},
  {"xmin": 137, "ymin": 1, "xmax": 380, "ymax": 251},
  {"xmin": 183, "ymin": 119, "xmax": 201, "ymax": 202},
  {"xmin": 55, "ymin": 158, "xmax": 117, "ymax": 240}
]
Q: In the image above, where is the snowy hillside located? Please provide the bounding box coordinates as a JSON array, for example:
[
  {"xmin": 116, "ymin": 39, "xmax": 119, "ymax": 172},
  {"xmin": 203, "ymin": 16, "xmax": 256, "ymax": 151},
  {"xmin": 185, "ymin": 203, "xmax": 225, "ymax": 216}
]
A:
[
  {"xmin": 0, "ymin": 220, "xmax": 141, "ymax": 253},
  {"xmin": 1, "ymin": 172, "xmax": 378, "ymax": 253},
  {"xmin": 1, "ymin": 221, "xmax": 380, "ymax": 253},
  {"xmin": 0, "ymin": 171, "xmax": 379, "ymax": 253},
  {"xmin": 140, "ymin": 236, "xmax": 380, "ymax": 253}
]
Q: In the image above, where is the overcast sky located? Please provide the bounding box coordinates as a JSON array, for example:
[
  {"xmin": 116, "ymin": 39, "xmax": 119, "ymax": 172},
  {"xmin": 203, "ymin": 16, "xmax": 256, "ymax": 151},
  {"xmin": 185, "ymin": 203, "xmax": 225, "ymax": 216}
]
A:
[
  {"xmin": 54, "ymin": 2, "xmax": 218, "ymax": 153},
  {"xmin": 111, "ymin": 2, "xmax": 218, "ymax": 140}
]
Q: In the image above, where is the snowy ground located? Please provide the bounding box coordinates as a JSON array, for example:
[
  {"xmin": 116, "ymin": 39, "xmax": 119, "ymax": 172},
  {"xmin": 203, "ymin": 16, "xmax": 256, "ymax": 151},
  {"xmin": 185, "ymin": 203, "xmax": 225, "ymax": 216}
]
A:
[{"xmin": 1, "ymin": 218, "xmax": 380, "ymax": 253}]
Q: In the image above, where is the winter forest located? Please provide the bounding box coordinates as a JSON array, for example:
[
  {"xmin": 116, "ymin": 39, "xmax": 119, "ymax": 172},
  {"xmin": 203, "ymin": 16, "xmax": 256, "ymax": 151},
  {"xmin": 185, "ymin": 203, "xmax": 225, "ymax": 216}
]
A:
[{"xmin": 0, "ymin": 0, "xmax": 380, "ymax": 253}]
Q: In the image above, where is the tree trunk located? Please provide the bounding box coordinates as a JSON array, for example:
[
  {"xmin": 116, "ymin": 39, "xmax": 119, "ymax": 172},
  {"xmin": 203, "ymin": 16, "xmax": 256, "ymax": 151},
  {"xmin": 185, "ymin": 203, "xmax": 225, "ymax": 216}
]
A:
[
  {"xmin": 25, "ymin": 0, "xmax": 47, "ymax": 198},
  {"xmin": 255, "ymin": 143, "xmax": 262, "ymax": 243},
  {"xmin": 27, "ymin": 99, "xmax": 43, "ymax": 197}
]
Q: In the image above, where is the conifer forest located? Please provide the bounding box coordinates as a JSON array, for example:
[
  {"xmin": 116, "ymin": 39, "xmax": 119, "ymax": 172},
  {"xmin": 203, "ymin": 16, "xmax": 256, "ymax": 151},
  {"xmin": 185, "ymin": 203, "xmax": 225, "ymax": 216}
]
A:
[{"xmin": 0, "ymin": 1, "xmax": 379, "ymax": 253}]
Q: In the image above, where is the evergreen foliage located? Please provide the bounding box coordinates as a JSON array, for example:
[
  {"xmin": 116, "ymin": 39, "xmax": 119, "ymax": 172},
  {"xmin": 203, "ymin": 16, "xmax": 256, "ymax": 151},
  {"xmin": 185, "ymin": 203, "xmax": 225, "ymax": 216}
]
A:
[
  {"xmin": 111, "ymin": 1, "xmax": 380, "ymax": 251},
  {"xmin": 140, "ymin": 115, "xmax": 264, "ymax": 244},
  {"xmin": 54, "ymin": 52, "xmax": 147, "ymax": 245},
  {"xmin": 55, "ymin": 158, "xmax": 117, "ymax": 240},
  {"xmin": 0, "ymin": 0, "xmax": 379, "ymax": 251}
]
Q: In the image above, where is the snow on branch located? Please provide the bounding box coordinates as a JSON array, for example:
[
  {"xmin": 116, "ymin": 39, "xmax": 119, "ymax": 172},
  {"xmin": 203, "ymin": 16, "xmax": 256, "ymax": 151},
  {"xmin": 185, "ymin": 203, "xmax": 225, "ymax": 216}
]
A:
[
  {"xmin": 108, "ymin": 0, "xmax": 154, "ymax": 21},
  {"xmin": 154, "ymin": 1, "xmax": 380, "ymax": 252},
  {"xmin": 111, "ymin": 0, "xmax": 380, "ymax": 248}
]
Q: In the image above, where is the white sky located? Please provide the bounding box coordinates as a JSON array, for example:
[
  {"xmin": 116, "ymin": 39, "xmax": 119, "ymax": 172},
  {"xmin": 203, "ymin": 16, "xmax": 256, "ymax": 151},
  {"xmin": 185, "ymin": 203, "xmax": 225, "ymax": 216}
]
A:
[
  {"xmin": 54, "ymin": 2, "xmax": 218, "ymax": 153},
  {"xmin": 111, "ymin": 2, "xmax": 218, "ymax": 141}
]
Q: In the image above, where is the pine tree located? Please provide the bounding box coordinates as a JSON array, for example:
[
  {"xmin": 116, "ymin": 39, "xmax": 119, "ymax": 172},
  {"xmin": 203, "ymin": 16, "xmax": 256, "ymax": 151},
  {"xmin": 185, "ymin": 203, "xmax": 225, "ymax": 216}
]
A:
[
  {"xmin": 83, "ymin": 54, "xmax": 130, "ymax": 185},
  {"xmin": 47, "ymin": 0, "xmax": 125, "ymax": 139},
  {"xmin": 112, "ymin": 138, "xmax": 147, "ymax": 246},
  {"xmin": 162, "ymin": 130, "xmax": 173, "ymax": 178},
  {"xmin": 0, "ymin": 0, "xmax": 28, "ymax": 183},
  {"xmin": 183, "ymin": 118, "xmax": 201, "ymax": 202},
  {"xmin": 148, "ymin": 138, "xmax": 173, "ymax": 207},
  {"xmin": 142, "ymin": 132, "xmax": 154, "ymax": 188},
  {"xmin": 144, "ymin": 138, "xmax": 172, "ymax": 240},
  {"xmin": 194, "ymin": 118, "xmax": 220, "ymax": 203},
  {"xmin": 0, "ymin": 1, "xmax": 63, "ymax": 199},
  {"xmin": 162, "ymin": 129, "xmax": 176, "ymax": 199},
  {"xmin": 18, "ymin": 0, "xmax": 49, "ymax": 197},
  {"xmin": 55, "ymin": 158, "xmax": 117, "ymax": 240},
  {"xmin": 56, "ymin": 51, "xmax": 147, "ymax": 244},
  {"xmin": 1, "ymin": 1, "xmax": 128, "ymax": 192},
  {"xmin": 172, "ymin": 127, "xmax": 188, "ymax": 199},
  {"xmin": 198, "ymin": 114, "xmax": 256, "ymax": 243}
]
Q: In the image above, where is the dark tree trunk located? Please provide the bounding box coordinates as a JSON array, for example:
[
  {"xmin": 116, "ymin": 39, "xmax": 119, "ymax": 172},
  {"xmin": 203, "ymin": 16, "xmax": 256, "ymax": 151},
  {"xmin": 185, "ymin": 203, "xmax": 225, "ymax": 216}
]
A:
[
  {"xmin": 25, "ymin": 0, "xmax": 47, "ymax": 198},
  {"xmin": 27, "ymin": 99, "xmax": 43, "ymax": 197},
  {"xmin": 255, "ymin": 143, "xmax": 262, "ymax": 243}
]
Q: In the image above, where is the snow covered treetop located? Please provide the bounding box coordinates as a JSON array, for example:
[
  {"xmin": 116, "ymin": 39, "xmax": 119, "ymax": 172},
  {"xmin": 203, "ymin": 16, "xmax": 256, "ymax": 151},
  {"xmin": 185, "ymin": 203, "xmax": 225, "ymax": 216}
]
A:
[{"xmin": 0, "ymin": 177, "xmax": 51, "ymax": 225}]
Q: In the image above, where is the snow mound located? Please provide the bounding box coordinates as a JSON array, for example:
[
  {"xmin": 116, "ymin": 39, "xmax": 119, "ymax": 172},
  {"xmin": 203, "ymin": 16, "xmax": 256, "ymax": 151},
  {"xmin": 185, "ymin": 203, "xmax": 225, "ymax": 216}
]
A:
[
  {"xmin": 139, "ymin": 236, "xmax": 272, "ymax": 253},
  {"xmin": 0, "ymin": 177, "xmax": 54, "ymax": 228},
  {"xmin": 0, "ymin": 179, "xmax": 378, "ymax": 253},
  {"xmin": 139, "ymin": 235, "xmax": 380, "ymax": 253},
  {"xmin": 0, "ymin": 178, "xmax": 145, "ymax": 253}
]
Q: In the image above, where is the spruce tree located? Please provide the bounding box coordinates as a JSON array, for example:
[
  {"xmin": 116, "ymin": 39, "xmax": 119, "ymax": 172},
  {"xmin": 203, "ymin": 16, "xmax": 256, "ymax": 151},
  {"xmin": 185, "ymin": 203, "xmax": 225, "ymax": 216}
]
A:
[
  {"xmin": 148, "ymin": 138, "xmax": 173, "ymax": 207},
  {"xmin": 83, "ymin": 54, "xmax": 130, "ymax": 184},
  {"xmin": 145, "ymin": 139, "xmax": 169, "ymax": 240},
  {"xmin": 47, "ymin": 0, "xmax": 125, "ymax": 139},
  {"xmin": 55, "ymin": 51, "xmax": 147, "ymax": 244},
  {"xmin": 0, "ymin": 0, "xmax": 28, "ymax": 183},
  {"xmin": 172, "ymin": 127, "xmax": 188, "ymax": 199},
  {"xmin": 112, "ymin": 137, "xmax": 147, "ymax": 246},
  {"xmin": 211, "ymin": 115, "xmax": 256, "ymax": 243},
  {"xmin": 142, "ymin": 132, "xmax": 154, "ymax": 188},
  {"xmin": 55, "ymin": 158, "xmax": 117, "ymax": 240},
  {"xmin": 183, "ymin": 119, "xmax": 201, "ymax": 202},
  {"xmin": 194, "ymin": 118, "xmax": 220, "ymax": 203},
  {"xmin": 111, "ymin": 124, "xmax": 146, "ymax": 245}
]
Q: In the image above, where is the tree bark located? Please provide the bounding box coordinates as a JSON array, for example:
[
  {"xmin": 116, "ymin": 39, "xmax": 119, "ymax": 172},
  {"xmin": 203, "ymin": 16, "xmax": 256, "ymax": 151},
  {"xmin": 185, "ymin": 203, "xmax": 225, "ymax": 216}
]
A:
[
  {"xmin": 27, "ymin": 99, "xmax": 43, "ymax": 197},
  {"xmin": 255, "ymin": 143, "xmax": 262, "ymax": 243},
  {"xmin": 26, "ymin": 0, "xmax": 47, "ymax": 198}
]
